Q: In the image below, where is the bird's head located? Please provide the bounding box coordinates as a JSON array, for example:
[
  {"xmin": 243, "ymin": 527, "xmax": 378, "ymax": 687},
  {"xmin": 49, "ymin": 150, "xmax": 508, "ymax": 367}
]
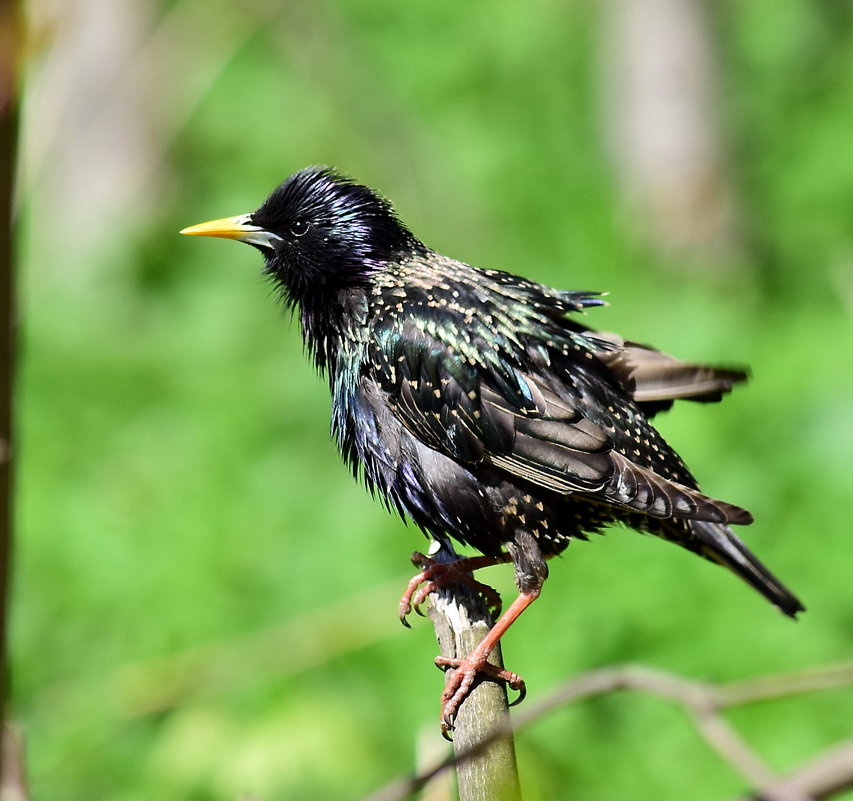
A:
[{"xmin": 181, "ymin": 166, "xmax": 424, "ymax": 306}]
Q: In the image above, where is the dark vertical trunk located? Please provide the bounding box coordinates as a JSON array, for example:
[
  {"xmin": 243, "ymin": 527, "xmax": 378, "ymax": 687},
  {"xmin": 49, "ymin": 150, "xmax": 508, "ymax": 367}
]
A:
[{"xmin": 0, "ymin": 0, "xmax": 20, "ymax": 741}]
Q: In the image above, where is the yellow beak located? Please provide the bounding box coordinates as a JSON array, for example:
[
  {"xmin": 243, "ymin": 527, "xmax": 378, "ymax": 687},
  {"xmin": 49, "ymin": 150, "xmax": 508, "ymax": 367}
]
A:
[{"xmin": 180, "ymin": 214, "xmax": 281, "ymax": 249}]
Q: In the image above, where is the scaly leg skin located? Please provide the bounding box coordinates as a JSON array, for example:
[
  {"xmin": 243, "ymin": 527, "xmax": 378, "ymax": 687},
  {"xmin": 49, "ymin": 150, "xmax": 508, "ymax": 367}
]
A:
[
  {"xmin": 437, "ymin": 587, "xmax": 541, "ymax": 736},
  {"xmin": 398, "ymin": 552, "xmax": 509, "ymax": 627}
]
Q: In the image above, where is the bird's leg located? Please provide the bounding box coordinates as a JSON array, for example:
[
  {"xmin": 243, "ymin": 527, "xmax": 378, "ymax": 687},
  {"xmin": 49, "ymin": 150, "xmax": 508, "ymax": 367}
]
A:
[
  {"xmin": 398, "ymin": 551, "xmax": 509, "ymax": 627},
  {"xmin": 436, "ymin": 530, "xmax": 549, "ymax": 734},
  {"xmin": 435, "ymin": 588, "xmax": 539, "ymax": 734}
]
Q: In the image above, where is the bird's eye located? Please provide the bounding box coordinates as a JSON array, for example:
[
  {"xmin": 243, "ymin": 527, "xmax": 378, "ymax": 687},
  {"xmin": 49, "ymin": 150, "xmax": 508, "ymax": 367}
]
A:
[{"xmin": 290, "ymin": 220, "xmax": 310, "ymax": 238}]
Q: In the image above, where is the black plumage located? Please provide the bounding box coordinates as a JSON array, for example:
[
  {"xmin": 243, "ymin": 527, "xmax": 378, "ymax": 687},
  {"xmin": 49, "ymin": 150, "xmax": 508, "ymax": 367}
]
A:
[{"xmin": 181, "ymin": 166, "xmax": 804, "ymax": 728}]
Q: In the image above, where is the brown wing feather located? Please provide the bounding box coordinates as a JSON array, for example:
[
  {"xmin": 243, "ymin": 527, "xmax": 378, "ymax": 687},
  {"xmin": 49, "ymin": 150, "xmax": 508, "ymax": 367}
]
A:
[{"xmin": 593, "ymin": 332, "xmax": 748, "ymax": 407}]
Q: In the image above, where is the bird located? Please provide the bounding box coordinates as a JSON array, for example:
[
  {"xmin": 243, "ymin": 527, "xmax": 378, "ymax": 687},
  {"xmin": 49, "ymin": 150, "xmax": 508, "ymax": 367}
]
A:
[{"xmin": 181, "ymin": 166, "xmax": 804, "ymax": 732}]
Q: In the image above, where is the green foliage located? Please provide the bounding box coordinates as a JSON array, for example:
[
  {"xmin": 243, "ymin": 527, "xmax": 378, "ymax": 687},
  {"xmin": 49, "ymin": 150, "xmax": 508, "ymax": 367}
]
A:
[{"xmin": 14, "ymin": 1, "xmax": 853, "ymax": 799}]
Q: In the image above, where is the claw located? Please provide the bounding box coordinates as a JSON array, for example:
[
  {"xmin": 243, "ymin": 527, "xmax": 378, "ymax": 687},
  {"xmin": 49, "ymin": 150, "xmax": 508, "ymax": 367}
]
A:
[
  {"xmin": 397, "ymin": 552, "xmax": 505, "ymax": 629},
  {"xmin": 412, "ymin": 584, "xmax": 433, "ymax": 615},
  {"xmin": 507, "ymin": 680, "xmax": 527, "ymax": 707},
  {"xmin": 435, "ymin": 654, "xmax": 527, "ymax": 732}
]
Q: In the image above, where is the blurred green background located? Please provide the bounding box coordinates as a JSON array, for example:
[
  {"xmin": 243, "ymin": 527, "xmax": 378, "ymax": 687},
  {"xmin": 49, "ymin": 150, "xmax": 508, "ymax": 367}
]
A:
[{"xmin": 12, "ymin": 0, "xmax": 853, "ymax": 799}]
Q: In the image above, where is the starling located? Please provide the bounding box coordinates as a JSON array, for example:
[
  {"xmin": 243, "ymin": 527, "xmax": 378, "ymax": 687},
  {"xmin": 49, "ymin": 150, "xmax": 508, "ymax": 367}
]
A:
[{"xmin": 181, "ymin": 166, "xmax": 804, "ymax": 730}]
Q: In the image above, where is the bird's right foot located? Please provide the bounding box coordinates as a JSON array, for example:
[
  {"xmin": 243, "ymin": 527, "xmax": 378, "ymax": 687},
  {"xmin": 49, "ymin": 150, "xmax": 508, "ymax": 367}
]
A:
[
  {"xmin": 398, "ymin": 552, "xmax": 507, "ymax": 627},
  {"xmin": 436, "ymin": 654, "xmax": 526, "ymax": 737}
]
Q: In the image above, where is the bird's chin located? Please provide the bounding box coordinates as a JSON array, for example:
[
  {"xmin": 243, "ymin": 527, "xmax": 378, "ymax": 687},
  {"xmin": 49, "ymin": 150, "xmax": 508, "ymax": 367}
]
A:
[{"xmin": 249, "ymin": 241, "xmax": 278, "ymax": 257}]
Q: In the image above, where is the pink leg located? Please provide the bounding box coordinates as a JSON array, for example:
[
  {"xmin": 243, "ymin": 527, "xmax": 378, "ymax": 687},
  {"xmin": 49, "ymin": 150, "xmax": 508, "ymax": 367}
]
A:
[{"xmin": 436, "ymin": 587, "xmax": 541, "ymax": 735}]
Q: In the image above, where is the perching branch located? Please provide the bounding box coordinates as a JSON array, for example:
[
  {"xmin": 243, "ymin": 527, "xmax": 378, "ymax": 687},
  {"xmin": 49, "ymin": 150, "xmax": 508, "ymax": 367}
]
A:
[
  {"xmin": 424, "ymin": 545, "xmax": 521, "ymax": 801},
  {"xmin": 359, "ymin": 661, "xmax": 853, "ymax": 801}
]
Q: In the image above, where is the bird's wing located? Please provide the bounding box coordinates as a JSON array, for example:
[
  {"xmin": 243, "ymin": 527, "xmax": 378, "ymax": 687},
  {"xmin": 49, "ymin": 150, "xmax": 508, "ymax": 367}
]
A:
[
  {"xmin": 374, "ymin": 321, "xmax": 749, "ymax": 523},
  {"xmin": 589, "ymin": 332, "xmax": 748, "ymax": 416},
  {"xmin": 373, "ymin": 320, "xmax": 610, "ymax": 493}
]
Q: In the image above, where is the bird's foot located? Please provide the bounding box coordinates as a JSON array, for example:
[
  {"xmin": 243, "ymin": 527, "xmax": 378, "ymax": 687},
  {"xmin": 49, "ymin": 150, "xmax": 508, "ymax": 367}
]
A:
[
  {"xmin": 435, "ymin": 654, "xmax": 526, "ymax": 737},
  {"xmin": 398, "ymin": 552, "xmax": 506, "ymax": 627}
]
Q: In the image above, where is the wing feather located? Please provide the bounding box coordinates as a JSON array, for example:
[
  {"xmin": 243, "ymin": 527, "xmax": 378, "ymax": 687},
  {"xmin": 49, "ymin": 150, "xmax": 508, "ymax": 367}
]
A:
[
  {"xmin": 376, "ymin": 321, "xmax": 750, "ymax": 525},
  {"xmin": 592, "ymin": 332, "xmax": 748, "ymax": 415}
]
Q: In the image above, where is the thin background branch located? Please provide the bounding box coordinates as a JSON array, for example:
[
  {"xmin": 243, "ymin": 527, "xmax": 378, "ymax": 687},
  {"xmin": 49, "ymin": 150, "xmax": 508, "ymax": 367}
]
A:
[{"xmin": 360, "ymin": 662, "xmax": 853, "ymax": 801}]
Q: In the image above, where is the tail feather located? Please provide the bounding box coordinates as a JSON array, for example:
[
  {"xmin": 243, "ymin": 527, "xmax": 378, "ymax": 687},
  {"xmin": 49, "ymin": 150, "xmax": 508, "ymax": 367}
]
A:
[{"xmin": 692, "ymin": 521, "xmax": 804, "ymax": 618}]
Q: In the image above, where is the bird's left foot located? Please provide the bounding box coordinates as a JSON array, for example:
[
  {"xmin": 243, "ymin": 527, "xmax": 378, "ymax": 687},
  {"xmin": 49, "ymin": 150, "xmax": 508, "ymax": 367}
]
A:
[
  {"xmin": 398, "ymin": 552, "xmax": 507, "ymax": 627},
  {"xmin": 435, "ymin": 654, "xmax": 526, "ymax": 737}
]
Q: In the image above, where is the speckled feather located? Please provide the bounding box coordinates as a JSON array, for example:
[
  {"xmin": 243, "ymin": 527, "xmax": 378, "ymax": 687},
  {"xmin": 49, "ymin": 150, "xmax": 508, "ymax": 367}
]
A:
[
  {"xmin": 347, "ymin": 254, "xmax": 752, "ymax": 546},
  {"xmin": 214, "ymin": 166, "xmax": 804, "ymax": 617}
]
